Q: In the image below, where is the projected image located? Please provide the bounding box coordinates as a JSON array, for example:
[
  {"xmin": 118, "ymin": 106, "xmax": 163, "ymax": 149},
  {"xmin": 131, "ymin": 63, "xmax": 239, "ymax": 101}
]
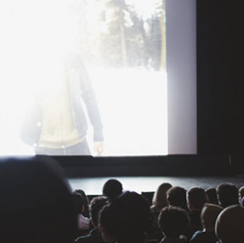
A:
[{"xmin": 0, "ymin": 0, "xmax": 167, "ymax": 156}]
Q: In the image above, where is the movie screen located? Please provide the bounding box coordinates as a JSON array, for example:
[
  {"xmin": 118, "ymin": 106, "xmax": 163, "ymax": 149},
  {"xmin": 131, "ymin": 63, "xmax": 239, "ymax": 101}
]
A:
[{"xmin": 0, "ymin": 0, "xmax": 168, "ymax": 156}]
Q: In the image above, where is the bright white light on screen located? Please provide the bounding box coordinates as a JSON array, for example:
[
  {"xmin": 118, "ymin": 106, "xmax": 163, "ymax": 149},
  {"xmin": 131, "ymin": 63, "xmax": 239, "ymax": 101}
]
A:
[
  {"xmin": 126, "ymin": 0, "xmax": 159, "ymax": 18},
  {"xmin": 0, "ymin": 0, "xmax": 167, "ymax": 156}
]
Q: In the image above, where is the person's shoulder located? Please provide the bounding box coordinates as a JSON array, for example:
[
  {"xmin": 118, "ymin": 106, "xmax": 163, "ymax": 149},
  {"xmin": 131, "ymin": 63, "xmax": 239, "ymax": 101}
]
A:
[
  {"xmin": 159, "ymin": 238, "xmax": 167, "ymax": 243},
  {"xmin": 190, "ymin": 230, "xmax": 217, "ymax": 242},
  {"xmin": 191, "ymin": 230, "xmax": 204, "ymax": 238},
  {"xmin": 75, "ymin": 228, "xmax": 103, "ymax": 243},
  {"xmin": 75, "ymin": 233, "xmax": 93, "ymax": 243}
]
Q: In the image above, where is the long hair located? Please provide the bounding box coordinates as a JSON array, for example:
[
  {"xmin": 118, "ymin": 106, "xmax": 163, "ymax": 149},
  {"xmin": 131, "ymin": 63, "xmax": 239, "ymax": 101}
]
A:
[{"xmin": 152, "ymin": 182, "xmax": 172, "ymax": 211}]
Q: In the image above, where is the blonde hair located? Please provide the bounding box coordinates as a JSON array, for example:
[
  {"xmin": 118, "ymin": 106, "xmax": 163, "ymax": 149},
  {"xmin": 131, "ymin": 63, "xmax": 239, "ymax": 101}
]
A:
[
  {"xmin": 239, "ymin": 186, "xmax": 244, "ymax": 198},
  {"xmin": 152, "ymin": 182, "xmax": 172, "ymax": 211}
]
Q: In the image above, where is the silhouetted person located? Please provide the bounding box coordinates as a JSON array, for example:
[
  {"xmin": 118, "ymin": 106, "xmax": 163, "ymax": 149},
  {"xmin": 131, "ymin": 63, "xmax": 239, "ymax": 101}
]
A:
[
  {"xmin": 150, "ymin": 182, "xmax": 173, "ymax": 241},
  {"xmin": 75, "ymin": 196, "xmax": 108, "ymax": 243},
  {"xmin": 167, "ymin": 186, "xmax": 188, "ymax": 211},
  {"xmin": 158, "ymin": 206, "xmax": 190, "ymax": 243},
  {"xmin": 215, "ymin": 205, "xmax": 244, "ymax": 243},
  {"xmin": 72, "ymin": 191, "xmax": 91, "ymax": 237},
  {"xmin": 99, "ymin": 191, "xmax": 151, "ymax": 243},
  {"xmin": 151, "ymin": 182, "xmax": 173, "ymax": 213},
  {"xmin": 205, "ymin": 187, "xmax": 218, "ymax": 205},
  {"xmin": 190, "ymin": 203, "xmax": 223, "ymax": 243},
  {"xmin": 0, "ymin": 156, "xmax": 77, "ymax": 243},
  {"xmin": 216, "ymin": 183, "xmax": 239, "ymax": 208},
  {"xmin": 75, "ymin": 189, "xmax": 90, "ymax": 218},
  {"xmin": 186, "ymin": 187, "xmax": 207, "ymax": 241},
  {"xmin": 102, "ymin": 179, "xmax": 123, "ymax": 201}
]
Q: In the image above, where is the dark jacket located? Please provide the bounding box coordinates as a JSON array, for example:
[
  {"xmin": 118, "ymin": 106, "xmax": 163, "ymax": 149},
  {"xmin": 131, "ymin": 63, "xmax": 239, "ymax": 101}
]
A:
[
  {"xmin": 190, "ymin": 230, "xmax": 218, "ymax": 243},
  {"xmin": 19, "ymin": 53, "xmax": 103, "ymax": 146},
  {"xmin": 75, "ymin": 228, "xmax": 104, "ymax": 243}
]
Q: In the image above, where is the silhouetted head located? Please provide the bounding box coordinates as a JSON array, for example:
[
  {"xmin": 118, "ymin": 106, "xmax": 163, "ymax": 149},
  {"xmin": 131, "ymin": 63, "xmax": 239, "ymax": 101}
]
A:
[
  {"xmin": 216, "ymin": 183, "xmax": 239, "ymax": 208},
  {"xmin": 0, "ymin": 156, "xmax": 77, "ymax": 243},
  {"xmin": 166, "ymin": 186, "xmax": 187, "ymax": 210},
  {"xmin": 102, "ymin": 179, "xmax": 123, "ymax": 201},
  {"xmin": 99, "ymin": 191, "xmax": 151, "ymax": 243},
  {"xmin": 201, "ymin": 203, "xmax": 223, "ymax": 231},
  {"xmin": 89, "ymin": 196, "xmax": 108, "ymax": 228},
  {"xmin": 74, "ymin": 189, "xmax": 90, "ymax": 217},
  {"xmin": 186, "ymin": 187, "xmax": 206, "ymax": 211},
  {"xmin": 205, "ymin": 187, "xmax": 218, "ymax": 205},
  {"xmin": 158, "ymin": 206, "xmax": 190, "ymax": 238},
  {"xmin": 215, "ymin": 205, "xmax": 244, "ymax": 243},
  {"xmin": 152, "ymin": 182, "xmax": 173, "ymax": 211},
  {"xmin": 72, "ymin": 191, "xmax": 85, "ymax": 214}
]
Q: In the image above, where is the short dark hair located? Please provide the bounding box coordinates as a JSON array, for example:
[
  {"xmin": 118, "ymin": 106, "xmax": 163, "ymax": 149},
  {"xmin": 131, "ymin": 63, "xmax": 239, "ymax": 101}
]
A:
[
  {"xmin": 205, "ymin": 187, "xmax": 218, "ymax": 205},
  {"xmin": 216, "ymin": 183, "xmax": 239, "ymax": 208},
  {"xmin": 187, "ymin": 187, "xmax": 206, "ymax": 210},
  {"xmin": 99, "ymin": 191, "xmax": 150, "ymax": 243},
  {"xmin": 158, "ymin": 206, "xmax": 190, "ymax": 237},
  {"xmin": 102, "ymin": 179, "xmax": 123, "ymax": 200},
  {"xmin": 167, "ymin": 186, "xmax": 187, "ymax": 210},
  {"xmin": 89, "ymin": 196, "xmax": 108, "ymax": 227}
]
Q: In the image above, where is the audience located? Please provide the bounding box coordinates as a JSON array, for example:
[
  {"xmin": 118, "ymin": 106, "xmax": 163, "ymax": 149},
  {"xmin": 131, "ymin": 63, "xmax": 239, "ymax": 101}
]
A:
[
  {"xmin": 1, "ymin": 156, "xmax": 243, "ymax": 243},
  {"xmin": 215, "ymin": 204, "xmax": 244, "ymax": 243},
  {"xmin": 102, "ymin": 179, "xmax": 123, "ymax": 201},
  {"xmin": 186, "ymin": 187, "xmax": 207, "ymax": 241},
  {"xmin": 216, "ymin": 183, "xmax": 239, "ymax": 208},
  {"xmin": 158, "ymin": 206, "xmax": 190, "ymax": 243},
  {"xmin": 99, "ymin": 191, "xmax": 151, "ymax": 243},
  {"xmin": 167, "ymin": 186, "xmax": 188, "ymax": 211},
  {"xmin": 205, "ymin": 188, "xmax": 218, "ymax": 205},
  {"xmin": 75, "ymin": 196, "xmax": 108, "ymax": 243},
  {"xmin": 190, "ymin": 203, "xmax": 223, "ymax": 243},
  {"xmin": 0, "ymin": 156, "xmax": 77, "ymax": 243}
]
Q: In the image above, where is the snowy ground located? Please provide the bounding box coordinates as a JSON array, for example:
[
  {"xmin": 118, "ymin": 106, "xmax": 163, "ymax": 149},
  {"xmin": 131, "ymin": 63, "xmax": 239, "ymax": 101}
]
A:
[{"xmin": 0, "ymin": 68, "xmax": 167, "ymax": 156}]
